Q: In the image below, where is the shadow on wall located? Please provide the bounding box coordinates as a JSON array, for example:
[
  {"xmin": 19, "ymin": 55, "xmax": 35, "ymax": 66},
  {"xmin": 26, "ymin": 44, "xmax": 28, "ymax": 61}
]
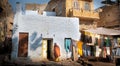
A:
[{"xmin": 30, "ymin": 32, "xmax": 42, "ymax": 51}]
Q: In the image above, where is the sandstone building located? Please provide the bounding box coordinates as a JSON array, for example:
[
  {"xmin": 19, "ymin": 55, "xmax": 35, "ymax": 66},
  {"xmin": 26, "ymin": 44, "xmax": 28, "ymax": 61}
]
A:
[
  {"xmin": 45, "ymin": 0, "xmax": 99, "ymax": 30},
  {"xmin": 26, "ymin": 3, "xmax": 48, "ymax": 15},
  {"xmin": 25, "ymin": 0, "xmax": 99, "ymax": 30},
  {"xmin": 97, "ymin": 4, "xmax": 120, "ymax": 29},
  {"xmin": 0, "ymin": 0, "xmax": 13, "ymax": 45}
]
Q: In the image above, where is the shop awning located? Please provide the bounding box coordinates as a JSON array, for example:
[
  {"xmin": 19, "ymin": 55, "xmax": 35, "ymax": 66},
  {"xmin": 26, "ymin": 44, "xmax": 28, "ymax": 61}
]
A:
[{"xmin": 84, "ymin": 27, "xmax": 120, "ymax": 35}]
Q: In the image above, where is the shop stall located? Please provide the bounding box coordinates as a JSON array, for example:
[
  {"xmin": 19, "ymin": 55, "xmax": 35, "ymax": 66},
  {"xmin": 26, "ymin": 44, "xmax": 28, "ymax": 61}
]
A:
[{"xmin": 80, "ymin": 27, "xmax": 120, "ymax": 62}]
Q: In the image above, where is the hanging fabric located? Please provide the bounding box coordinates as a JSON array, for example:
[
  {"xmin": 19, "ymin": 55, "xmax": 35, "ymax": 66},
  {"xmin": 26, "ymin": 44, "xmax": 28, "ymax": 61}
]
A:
[
  {"xmin": 77, "ymin": 41, "xmax": 83, "ymax": 56},
  {"xmin": 65, "ymin": 38, "xmax": 71, "ymax": 52},
  {"xmin": 54, "ymin": 43, "xmax": 60, "ymax": 60}
]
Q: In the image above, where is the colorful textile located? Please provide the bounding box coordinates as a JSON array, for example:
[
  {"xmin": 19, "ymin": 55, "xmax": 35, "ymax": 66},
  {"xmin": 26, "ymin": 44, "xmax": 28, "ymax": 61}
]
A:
[
  {"xmin": 83, "ymin": 44, "xmax": 91, "ymax": 57},
  {"xmin": 54, "ymin": 43, "xmax": 60, "ymax": 58},
  {"xmin": 103, "ymin": 47, "xmax": 107, "ymax": 58},
  {"xmin": 77, "ymin": 41, "xmax": 83, "ymax": 56},
  {"xmin": 118, "ymin": 38, "xmax": 120, "ymax": 45},
  {"xmin": 100, "ymin": 36, "xmax": 104, "ymax": 48},
  {"xmin": 94, "ymin": 38, "xmax": 98, "ymax": 46},
  {"xmin": 65, "ymin": 39, "xmax": 71, "ymax": 52},
  {"xmin": 116, "ymin": 48, "xmax": 120, "ymax": 56},
  {"xmin": 106, "ymin": 37, "xmax": 111, "ymax": 47},
  {"xmin": 106, "ymin": 47, "xmax": 110, "ymax": 55},
  {"xmin": 95, "ymin": 46, "xmax": 100, "ymax": 57}
]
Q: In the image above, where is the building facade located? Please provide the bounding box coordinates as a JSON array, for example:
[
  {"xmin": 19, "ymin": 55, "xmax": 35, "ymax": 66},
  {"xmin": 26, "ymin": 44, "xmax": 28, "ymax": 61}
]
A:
[
  {"xmin": 26, "ymin": 3, "xmax": 48, "ymax": 15},
  {"xmin": 45, "ymin": 0, "xmax": 99, "ymax": 30},
  {"xmin": 11, "ymin": 5, "xmax": 80, "ymax": 62},
  {"xmin": 97, "ymin": 4, "xmax": 120, "ymax": 29}
]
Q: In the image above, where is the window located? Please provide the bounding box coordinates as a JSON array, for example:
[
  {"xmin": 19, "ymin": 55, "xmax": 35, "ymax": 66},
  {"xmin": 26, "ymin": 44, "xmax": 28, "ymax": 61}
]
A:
[
  {"xmin": 84, "ymin": 2, "xmax": 90, "ymax": 11},
  {"xmin": 64, "ymin": 38, "xmax": 72, "ymax": 52},
  {"xmin": 73, "ymin": 0, "xmax": 79, "ymax": 9},
  {"xmin": 52, "ymin": 8, "xmax": 55, "ymax": 12}
]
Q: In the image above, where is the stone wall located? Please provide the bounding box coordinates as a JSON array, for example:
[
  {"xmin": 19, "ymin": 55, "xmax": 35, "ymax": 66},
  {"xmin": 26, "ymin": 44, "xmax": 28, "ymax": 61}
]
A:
[
  {"xmin": 97, "ymin": 5, "xmax": 120, "ymax": 29},
  {"xmin": 0, "ymin": 0, "xmax": 13, "ymax": 42},
  {"xmin": 46, "ymin": 0, "xmax": 98, "ymax": 30},
  {"xmin": 26, "ymin": 3, "xmax": 48, "ymax": 15}
]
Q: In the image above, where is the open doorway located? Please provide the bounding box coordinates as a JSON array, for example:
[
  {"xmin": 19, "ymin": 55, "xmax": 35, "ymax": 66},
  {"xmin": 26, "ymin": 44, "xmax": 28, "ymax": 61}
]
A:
[
  {"xmin": 47, "ymin": 39, "xmax": 53, "ymax": 60},
  {"xmin": 42, "ymin": 38, "xmax": 53, "ymax": 60}
]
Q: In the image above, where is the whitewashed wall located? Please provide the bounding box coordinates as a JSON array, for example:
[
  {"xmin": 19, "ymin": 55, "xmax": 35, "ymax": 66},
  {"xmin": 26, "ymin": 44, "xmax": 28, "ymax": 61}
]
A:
[
  {"xmin": 42, "ymin": 11, "xmax": 56, "ymax": 16},
  {"xmin": 11, "ymin": 11, "xmax": 80, "ymax": 62}
]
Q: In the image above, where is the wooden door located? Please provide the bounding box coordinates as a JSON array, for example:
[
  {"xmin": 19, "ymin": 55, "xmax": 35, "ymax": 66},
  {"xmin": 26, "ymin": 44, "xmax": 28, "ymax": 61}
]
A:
[{"xmin": 18, "ymin": 33, "xmax": 28, "ymax": 57}]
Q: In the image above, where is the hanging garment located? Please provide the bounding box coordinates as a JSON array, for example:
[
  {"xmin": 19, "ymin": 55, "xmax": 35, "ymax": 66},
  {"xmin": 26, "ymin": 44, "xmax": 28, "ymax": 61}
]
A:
[
  {"xmin": 117, "ymin": 38, "xmax": 120, "ymax": 45},
  {"xmin": 84, "ymin": 35, "xmax": 89, "ymax": 43},
  {"xmin": 106, "ymin": 47, "xmax": 110, "ymax": 55},
  {"xmin": 86, "ymin": 35, "xmax": 89, "ymax": 43},
  {"xmin": 87, "ymin": 45, "xmax": 91, "ymax": 56},
  {"xmin": 92, "ymin": 36, "xmax": 95, "ymax": 45},
  {"xmin": 95, "ymin": 46, "xmax": 100, "ymax": 57},
  {"xmin": 54, "ymin": 43, "xmax": 60, "ymax": 58},
  {"xmin": 83, "ymin": 43, "xmax": 87, "ymax": 57},
  {"xmin": 81, "ymin": 33, "xmax": 85, "ymax": 42},
  {"xmin": 72, "ymin": 46, "xmax": 78, "ymax": 61},
  {"xmin": 100, "ymin": 36, "xmax": 104, "ymax": 48},
  {"xmin": 88, "ymin": 36, "xmax": 92, "ymax": 43},
  {"xmin": 72, "ymin": 40, "xmax": 77, "ymax": 47},
  {"xmin": 90, "ymin": 46, "xmax": 94, "ymax": 56},
  {"xmin": 65, "ymin": 39, "xmax": 71, "ymax": 52},
  {"xmin": 94, "ymin": 38, "xmax": 98, "ymax": 46},
  {"xmin": 103, "ymin": 47, "xmax": 107, "ymax": 58},
  {"xmin": 103, "ymin": 38, "xmax": 106, "ymax": 47},
  {"xmin": 98, "ymin": 38, "xmax": 101, "ymax": 47},
  {"xmin": 71, "ymin": 40, "xmax": 77, "ymax": 52},
  {"xmin": 106, "ymin": 37, "xmax": 111, "ymax": 47},
  {"xmin": 116, "ymin": 48, "xmax": 120, "ymax": 56},
  {"xmin": 77, "ymin": 41, "xmax": 83, "ymax": 56}
]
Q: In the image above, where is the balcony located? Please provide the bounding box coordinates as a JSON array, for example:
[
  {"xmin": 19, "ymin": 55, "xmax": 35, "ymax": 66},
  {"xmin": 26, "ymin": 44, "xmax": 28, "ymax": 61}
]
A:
[{"xmin": 71, "ymin": 9, "xmax": 99, "ymax": 20}]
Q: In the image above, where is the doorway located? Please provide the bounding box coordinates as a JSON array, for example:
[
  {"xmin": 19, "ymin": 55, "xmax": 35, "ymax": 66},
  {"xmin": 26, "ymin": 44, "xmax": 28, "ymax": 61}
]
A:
[
  {"xmin": 18, "ymin": 33, "xmax": 28, "ymax": 57},
  {"xmin": 42, "ymin": 39, "xmax": 53, "ymax": 60}
]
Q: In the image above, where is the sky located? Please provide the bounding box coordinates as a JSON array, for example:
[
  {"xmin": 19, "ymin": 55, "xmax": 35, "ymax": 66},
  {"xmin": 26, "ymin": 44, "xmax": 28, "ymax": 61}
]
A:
[{"xmin": 8, "ymin": 0, "xmax": 104, "ymax": 12}]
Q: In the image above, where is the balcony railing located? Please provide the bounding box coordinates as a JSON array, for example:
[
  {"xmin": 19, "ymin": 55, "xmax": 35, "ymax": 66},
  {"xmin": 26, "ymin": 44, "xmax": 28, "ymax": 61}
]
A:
[{"xmin": 71, "ymin": 9, "xmax": 99, "ymax": 19}]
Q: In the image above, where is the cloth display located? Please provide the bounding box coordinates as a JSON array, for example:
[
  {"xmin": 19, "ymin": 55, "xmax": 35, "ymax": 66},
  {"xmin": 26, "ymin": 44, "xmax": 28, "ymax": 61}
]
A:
[
  {"xmin": 94, "ymin": 38, "xmax": 98, "ymax": 46},
  {"xmin": 118, "ymin": 38, "xmax": 120, "ymax": 45},
  {"xmin": 100, "ymin": 36, "xmax": 104, "ymax": 48},
  {"xmin": 95, "ymin": 46, "xmax": 100, "ymax": 57},
  {"xmin": 77, "ymin": 41, "xmax": 83, "ymax": 56},
  {"xmin": 116, "ymin": 48, "xmax": 120, "ymax": 56},
  {"xmin": 103, "ymin": 47, "xmax": 107, "ymax": 58},
  {"xmin": 83, "ymin": 44, "xmax": 87, "ymax": 57},
  {"xmin": 106, "ymin": 37, "xmax": 111, "ymax": 47},
  {"xmin": 106, "ymin": 47, "xmax": 110, "ymax": 55},
  {"xmin": 80, "ymin": 32, "xmax": 115, "ymax": 58},
  {"xmin": 65, "ymin": 39, "xmax": 71, "ymax": 52}
]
